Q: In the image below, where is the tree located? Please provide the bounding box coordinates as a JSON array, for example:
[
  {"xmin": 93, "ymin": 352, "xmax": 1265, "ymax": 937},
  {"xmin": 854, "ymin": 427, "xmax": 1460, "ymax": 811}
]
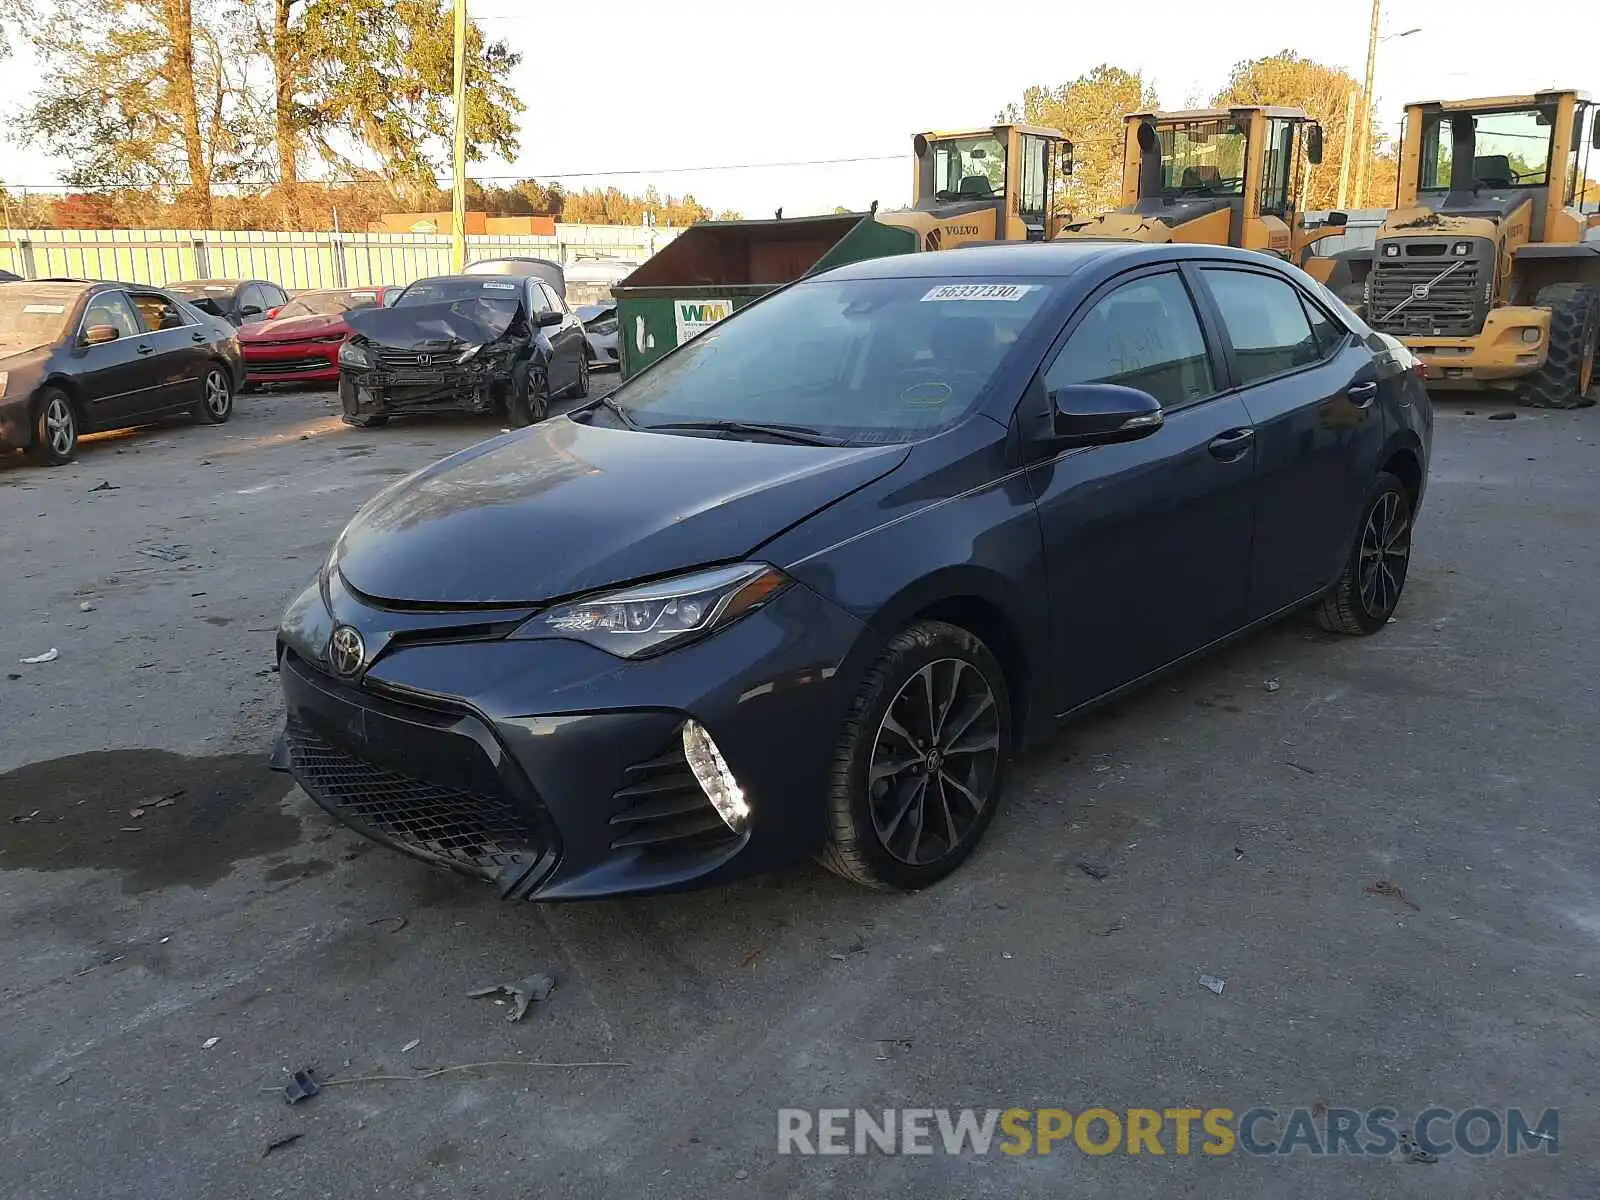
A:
[
  {"xmin": 999, "ymin": 65, "xmax": 1159, "ymax": 217},
  {"xmin": 1211, "ymin": 50, "xmax": 1373, "ymax": 209}
]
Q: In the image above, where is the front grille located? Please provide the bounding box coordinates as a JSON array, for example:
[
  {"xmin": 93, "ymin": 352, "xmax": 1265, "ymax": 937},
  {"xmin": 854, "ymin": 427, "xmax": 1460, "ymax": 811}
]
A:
[
  {"xmin": 286, "ymin": 717, "xmax": 545, "ymax": 877},
  {"xmin": 252, "ymin": 355, "xmax": 329, "ymax": 374},
  {"xmin": 1368, "ymin": 244, "xmax": 1486, "ymax": 337},
  {"xmin": 609, "ymin": 739, "xmax": 735, "ymax": 851},
  {"xmin": 376, "ymin": 347, "xmax": 458, "ymax": 370}
]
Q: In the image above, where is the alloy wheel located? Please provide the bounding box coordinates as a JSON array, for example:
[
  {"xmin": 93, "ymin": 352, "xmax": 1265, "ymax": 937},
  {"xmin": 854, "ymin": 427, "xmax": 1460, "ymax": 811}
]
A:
[
  {"xmin": 1357, "ymin": 490, "xmax": 1411, "ymax": 619},
  {"xmin": 867, "ymin": 658, "xmax": 1001, "ymax": 866},
  {"xmin": 205, "ymin": 370, "xmax": 231, "ymax": 417},
  {"xmin": 44, "ymin": 396, "xmax": 75, "ymax": 456}
]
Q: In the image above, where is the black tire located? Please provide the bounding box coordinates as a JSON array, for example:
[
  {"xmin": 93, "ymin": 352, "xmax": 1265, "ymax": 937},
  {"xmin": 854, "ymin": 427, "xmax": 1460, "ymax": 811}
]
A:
[
  {"xmin": 342, "ymin": 412, "xmax": 389, "ymax": 428},
  {"xmin": 27, "ymin": 387, "xmax": 79, "ymax": 466},
  {"xmin": 566, "ymin": 356, "xmax": 590, "ymax": 400},
  {"xmin": 193, "ymin": 364, "xmax": 234, "ymax": 424},
  {"xmin": 1518, "ymin": 283, "xmax": 1599, "ymax": 409},
  {"xmin": 1315, "ymin": 472, "xmax": 1413, "ymax": 635},
  {"xmin": 820, "ymin": 620, "xmax": 1011, "ymax": 891},
  {"xmin": 507, "ymin": 363, "xmax": 548, "ymax": 428}
]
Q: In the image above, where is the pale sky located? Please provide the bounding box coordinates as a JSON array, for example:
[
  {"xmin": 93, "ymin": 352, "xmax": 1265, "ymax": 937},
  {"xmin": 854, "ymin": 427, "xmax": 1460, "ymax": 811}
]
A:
[{"xmin": 0, "ymin": 0, "xmax": 1592, "ymax": 217}]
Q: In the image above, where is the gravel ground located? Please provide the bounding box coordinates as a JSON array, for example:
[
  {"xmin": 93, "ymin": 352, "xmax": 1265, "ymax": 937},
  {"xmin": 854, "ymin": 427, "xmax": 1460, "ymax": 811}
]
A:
[{"xmin": 0, "ymin": 385, "xmax": 1596, "ymax": 1199}]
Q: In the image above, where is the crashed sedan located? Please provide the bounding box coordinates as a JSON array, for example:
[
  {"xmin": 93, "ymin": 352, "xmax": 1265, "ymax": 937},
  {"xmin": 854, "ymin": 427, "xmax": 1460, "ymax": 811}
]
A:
[
  {"xmin": 274, "ymin": 242, "xmax": 1430, "ymax": 900},
  {"xmin": 337, "ymin": 275, "xmax": 590, "ymax": 427}
]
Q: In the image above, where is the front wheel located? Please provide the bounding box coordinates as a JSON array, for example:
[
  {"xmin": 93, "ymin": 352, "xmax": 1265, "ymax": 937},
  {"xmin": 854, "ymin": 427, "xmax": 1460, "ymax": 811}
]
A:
[
  {"xmin": 28, "ymin": 388, "xmax": 79, "ymax": 466},
  {"xmin": 507, "ymin": 363, "xmax": 549, "ymax": 427},
  {"xmin": 194, "ymin": 366, "xmax": 233, "ymax": 424},
  {"xmin": 820, "ymin": 620, "xmax": 1011, "ymax": 891},
  {"xmin": 1315, "ymin": 472, "xmax": 1413, "ymax": 635},
  {"xmin": 1519, "ymin": 284, "xmax": 1599, "ymax": 409}
]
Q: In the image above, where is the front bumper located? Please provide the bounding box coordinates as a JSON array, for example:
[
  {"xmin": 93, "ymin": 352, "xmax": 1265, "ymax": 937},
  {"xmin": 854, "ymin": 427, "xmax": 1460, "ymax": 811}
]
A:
[
  {"xmin": 272, "ymin": 569, "xmax": 869, "ymax": 899},
  {"xmin": 0, "ymin": 394, "xmax": 31, "ymax": 450},
  {"xmin": 339, "ymin": 365, "xmax": 504, "ymax": 417},
  {"xmin": 1405, "ymin": 307, "xmax": 1552, "ymax": 389},
  {"xmin": 244, "ymin": 341, "xmax": 341, "ymax": 384},
  {"xmin": 585, "ymin": 332, "xmax": 619, "ymax": 369}
]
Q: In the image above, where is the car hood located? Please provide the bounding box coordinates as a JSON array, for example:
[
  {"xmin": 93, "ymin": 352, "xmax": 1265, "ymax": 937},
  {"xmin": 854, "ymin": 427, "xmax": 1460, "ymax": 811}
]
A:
[
  {"xmin": 345, "ymin": 298, "xmax": 521, "ymax": 350},
  {"xmin": 333, "ymin": 418, "xmax": 910, "ymax": 605},
  {"xmin": 0, "ymin": 343, "xmax": 52, "ymax": 368},
  {"xmin": 241, "ymin": 313, "xmax": 346, "ymax": 341}
]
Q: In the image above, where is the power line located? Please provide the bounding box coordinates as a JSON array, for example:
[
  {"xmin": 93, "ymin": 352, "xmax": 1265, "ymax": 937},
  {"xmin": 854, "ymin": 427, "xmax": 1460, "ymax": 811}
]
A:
[{"xmin": 3, "ymin": 152, "xmax": 906, "ymax": 191}]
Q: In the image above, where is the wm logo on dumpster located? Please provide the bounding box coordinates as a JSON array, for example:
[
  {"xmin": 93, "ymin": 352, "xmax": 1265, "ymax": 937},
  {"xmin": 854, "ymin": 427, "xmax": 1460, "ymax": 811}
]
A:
[{"xmin": 673, "ymin": 298, "xmax": 735, "ymax": 343}]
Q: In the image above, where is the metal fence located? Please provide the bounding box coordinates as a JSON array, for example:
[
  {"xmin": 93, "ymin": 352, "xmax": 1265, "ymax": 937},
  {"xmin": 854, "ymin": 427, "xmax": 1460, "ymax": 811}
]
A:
[{"xmin": 0, "ymin": 225, "xmax": 685, "ymax": 288}]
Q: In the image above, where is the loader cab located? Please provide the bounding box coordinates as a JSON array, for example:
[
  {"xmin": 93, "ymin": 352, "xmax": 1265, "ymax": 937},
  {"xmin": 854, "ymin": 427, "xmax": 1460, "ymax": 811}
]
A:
[{"xmin": 899, "ymin": 124, "xmax": 1072, "ymax": 249}]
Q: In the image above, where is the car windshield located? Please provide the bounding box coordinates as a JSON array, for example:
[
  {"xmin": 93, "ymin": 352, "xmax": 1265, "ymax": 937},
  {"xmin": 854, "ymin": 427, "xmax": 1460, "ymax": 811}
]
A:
[
  {"xmin": 0, "ymin": 285, "xmax": 77, "ymax": 352},
  {"xmin": 396, "ymin": 278, "xmax": 522, "ymax": 305},
  {"xmin": 276, "ymin": 290, "xmax": 381, "ymax": 318},
  {"xmin": 1420, "ymin": 106, "xmax": 1555, "ymax": 188},
  {"xmin": 932, "ymin": 135, "xmax": 1007, "ymax": 200},
  {"xmin": 1159, "ymin": 120, "xmax": 1248, "ymax": 196},
  {"xmin": 608, "ymin": 276, "xmax": 1055, "ymax": 444}
]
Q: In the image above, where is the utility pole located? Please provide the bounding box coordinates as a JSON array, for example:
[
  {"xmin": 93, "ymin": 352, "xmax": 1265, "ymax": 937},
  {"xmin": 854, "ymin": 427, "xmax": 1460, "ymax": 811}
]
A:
[
  {"xmin": 1351, "ymin": 0, "xmax": 1381, "ymax": 209},
  {"xmin": 1337, "ymin": 88, "xmax": 1359, "ymax": 209},
  {"xmin": 450, "ymin": 0, "xmax": 468, "ymax": 273}
]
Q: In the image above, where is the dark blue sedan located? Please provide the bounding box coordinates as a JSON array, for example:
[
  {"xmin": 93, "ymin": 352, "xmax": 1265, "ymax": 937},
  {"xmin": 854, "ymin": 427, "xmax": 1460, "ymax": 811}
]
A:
[{"xmin": 272, "ymin": 242, "xmax": 1432, "ymax": 897}]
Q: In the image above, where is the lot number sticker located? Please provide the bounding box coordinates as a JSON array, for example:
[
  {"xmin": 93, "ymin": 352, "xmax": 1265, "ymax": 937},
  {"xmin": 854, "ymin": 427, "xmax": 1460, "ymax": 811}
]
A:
[
  {"xmin": 921, "ymin": 284, "xmax": 1036, "ymax": 302},
  {"xmin": 674, "ymin": 298, "xmax": 735, "ymax": 343}
]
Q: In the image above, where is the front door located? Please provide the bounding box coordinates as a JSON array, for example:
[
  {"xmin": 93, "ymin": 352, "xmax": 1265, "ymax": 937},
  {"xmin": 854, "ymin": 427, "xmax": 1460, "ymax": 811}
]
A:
[
  {"xmin": 74, "ymin": 290, "xmax": 156, "ymax": 428},
  {"xmin": 1191, "ymin": 265, "xmax": 1385, "ymax": 616},
  {"xmin": 1028, "ymin": 268, "xmax": 1257, "ymax": 712}
]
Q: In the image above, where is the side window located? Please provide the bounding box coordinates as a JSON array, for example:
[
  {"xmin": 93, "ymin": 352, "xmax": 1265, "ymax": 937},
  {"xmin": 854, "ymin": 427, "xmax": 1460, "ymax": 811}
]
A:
[
  {"xmin": 1299, "ymin": 293, "xmax": 1345, "ymax": 358},
  {"xmin": 1045, "ymin": 272, "xmax": 1214, "ymax": 408},
  {"xmin": 526, "ymin": 282, "xmax": 552, "ymax": 314},
  {"xmin": 128, "ymin": 292, "xmax": 189, "ymax": 331},
  {"xmin": 239, "ymin": 285, "xmax": 266, "ymax": 317},
  {"xmin": 1258, "ymin": 119, "xmax": 1295, "ymax": 217},
  {"xmin": 267, "ymin": 284, "xmax": 288, "ymax": 307},
  {"xmin": 1199, "ymin": 269, "xmax": 1321, "ymax": 385},
  {"xmin": 81, "ymin": 291, "xmax": 145, "ymax": 340},
  {"xmin": 1018, "ymin": 134, "xmax": 1048, "ymax": 224},
  {"xmin": 541, "ymin": 283, "xmax": 567, "ymax": 313}
]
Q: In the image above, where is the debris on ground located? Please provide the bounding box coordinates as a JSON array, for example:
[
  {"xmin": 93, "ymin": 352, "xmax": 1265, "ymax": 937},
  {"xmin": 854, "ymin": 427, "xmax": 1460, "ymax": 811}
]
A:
[
  {"xmin": 401, "ymin": 1038, "xmax": 420, "ymax": 1053},
  {"xmin": 1234, "ymin": 846, "xmax": 1246, "ymax": 860},
  {"xmin": 1090, "ymin": 924, "xmax": 1123, "ymax": 937},
  {"xmin": 468, "ymin": 972, "xmax": 558, "ymax": 1022},
  {"xmin": 89, "ymin": 481, "xmax": 118, "ymax": 492},
  {"xmin": 79, "ymin": 601, "xmax": 96, "ymax": 612},
  {"xmin": 1398, "ymin": 1131, "xmax": 1439, "ymax": 1163},
  {"xmin": 873, "ymin": 1037, "xmax": 913, "ymax": 1060},
  {"xmin": 1263, "ymin": 678, "xmax": 1281, "ymax": 692},
  {"xmin": 1365, "ymin": 880, "xmax": 1421, "ymax": 911},
  {"xmin": 828, "ymin": 936, "xmax": 867, "ymax": 961},
  {"xmin": 736, "ymin": 947, "xmax": 762, "ymax": 969},
  {"xmin": 202, "ymin": 1037, "xmax": 221, "ymax": 1049},
  {"xmin": 1077, "ymin": 861, "xmax": 1109, "ymax": 881},
  {"xmin": 19, "ymin": 649, "xmax": 59, "ymax": 664},
  {"xmin": 128, "ymin": 808, "xmax": 146, "ymax": 819},
  {"xmin": 1488, "ymin": 411, "xmax": 1517, "ymax": 421},
  {"xmin": 366, "ymin": 915, "xmax": 407, "ymax": 934},
  {"xmin": 262, "ymin": 1132, "xmax": 303, "ymax": 1157},
  {"xmin": 282, "ymin": 1068, "xmax": 321, "ymax": 1105},
  {"xmin": 6, "ymin": 673, "xmax": 20, "ymax": 680},
  {"xmin": 137, "ymin": 545, "xmax": 189, "ymax": 563},
  {"xmin": 1199, "ymin": 974, "xmax": 1226, "ymax": 995},
  {"xmin": 1285, "ymin": 761, "xmax": 1316, "ymax": 775}
]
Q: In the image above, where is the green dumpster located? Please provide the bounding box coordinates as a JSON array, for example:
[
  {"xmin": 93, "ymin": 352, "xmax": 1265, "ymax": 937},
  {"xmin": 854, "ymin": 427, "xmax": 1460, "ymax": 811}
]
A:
[{"xmin": 613, "ymin": 212, "xmax": 917, "ymax": 379}]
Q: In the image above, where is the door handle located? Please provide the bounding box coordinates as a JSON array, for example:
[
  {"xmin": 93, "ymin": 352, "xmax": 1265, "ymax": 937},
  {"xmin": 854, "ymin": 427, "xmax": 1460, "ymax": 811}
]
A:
[
  {"xmin": 1348, "ymin": 381, "xmax": 1378, "ymax": 408},
  {"xmin": 191, "ymin": 332, "xmax": 206, "ymax": 343},
  {"xmin": 1208, "ymin": 428, "xmax": 1255, "ymax": 461},
  {"xmin": 135, "ymin": 343, "xmax": 155, "ymax": 356}
]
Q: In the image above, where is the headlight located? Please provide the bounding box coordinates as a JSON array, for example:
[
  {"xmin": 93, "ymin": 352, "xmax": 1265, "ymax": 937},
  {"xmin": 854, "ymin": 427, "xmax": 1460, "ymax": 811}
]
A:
[
  {"xmin": 514, "ymin": 563, "xmax": 790, "ymax": 658},
  {"xmin": 1452, "ymin": 241, "xmax": 1472, "ymax": 256},
  {"xmin": 338, "ymin": 341, "xmax": 372, "ymax": 368},
  {"xmin": 456, "ymin": 344, "xmax": 481, "ymax": 363},
  {"xmin": 1382, "ymin": 242, "xmax": 1401, "ymax": 258},
  {"xmin": 588, "ymin": 318, "xmax": 618, "ymax": 336}
]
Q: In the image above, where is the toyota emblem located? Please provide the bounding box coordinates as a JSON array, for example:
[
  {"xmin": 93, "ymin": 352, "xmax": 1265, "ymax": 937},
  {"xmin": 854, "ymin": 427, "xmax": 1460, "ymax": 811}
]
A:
[
  {"xmin": 328, "ymin": 625, "xmax": 366, "ymax": 677},
  {"xmin": 415, "ymin": 353, "xmax": 434, "ymax": 367}
]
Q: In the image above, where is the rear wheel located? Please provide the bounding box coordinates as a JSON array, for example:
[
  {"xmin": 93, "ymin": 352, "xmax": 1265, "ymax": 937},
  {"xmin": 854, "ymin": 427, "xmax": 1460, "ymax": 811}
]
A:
[
  {"xmin": 1519, "ymin": 284, "xmax": 1599, "ymax": 409},
  {"xmin": 566, "ymin": 356, "xmax": 590, "ymax": 400},
  {"xmin": 820, "ymin": 621, "xmax": 1011, "ymax": 891},
  {"xmin": 1315, "ymin": 472, "xmax": 1413, "ymax": 635},
  {"xmin": 193, "ymin": 366, "xmax": 233, "ymax": 424},
  {"xmin": 28, "ymin": 388, "xmax": 78, "ymax": 466}
]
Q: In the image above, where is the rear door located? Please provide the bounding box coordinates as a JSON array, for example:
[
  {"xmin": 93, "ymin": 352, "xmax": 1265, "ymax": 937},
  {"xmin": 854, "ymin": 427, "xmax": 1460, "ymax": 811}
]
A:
[
  {"xmin": 74, "ymin": 290, "xmax": 155, "ymax": 427},
  {"xmin": 126, "ymin": 290, "xmax": 207, "ymax": 412},
  {"xmin": 1191, "ymin": 264, "xmax": 1384, "ymax": 617},
  {"xmin": 526, "ymin": 282, "xmax": 569, "ymax": 392},
  {"xmin": 543, "ymin": 283, "xmax": 586, "ymax": 384},
  {"xmin": 1029, "ymin": 267, "xmax": 1257, "ymax": 710}
]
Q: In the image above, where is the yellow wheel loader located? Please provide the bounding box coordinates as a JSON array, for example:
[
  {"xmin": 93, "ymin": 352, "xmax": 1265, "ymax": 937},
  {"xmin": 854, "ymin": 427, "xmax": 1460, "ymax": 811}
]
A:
[
  {"xmin": 877, "ymin": 124, "xmax": 1075, "ymax": 249},
  {"xmin": 1054, "ymin": 107, "xmax": 1348, "ymax": 270},
  {"xmin": 1344, "ymin": 90, "xmax": 1600, "ymax": 408}
]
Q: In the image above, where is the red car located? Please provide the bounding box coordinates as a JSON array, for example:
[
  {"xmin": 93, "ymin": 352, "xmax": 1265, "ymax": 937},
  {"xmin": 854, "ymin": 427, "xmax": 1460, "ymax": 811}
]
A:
[{"xmin": 239, "ymin": 287, "xmax": 389, "ymax": 386}]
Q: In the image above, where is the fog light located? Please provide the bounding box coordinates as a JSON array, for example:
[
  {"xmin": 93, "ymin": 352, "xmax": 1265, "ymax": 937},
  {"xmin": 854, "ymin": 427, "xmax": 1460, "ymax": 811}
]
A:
[
  {"xmin": 682, "ymin": 720, "xmax": 749, "ymax": 832},
  {"xmin": 1521, "ymin": 327, "xmax": 1541, "ymax": 344}
]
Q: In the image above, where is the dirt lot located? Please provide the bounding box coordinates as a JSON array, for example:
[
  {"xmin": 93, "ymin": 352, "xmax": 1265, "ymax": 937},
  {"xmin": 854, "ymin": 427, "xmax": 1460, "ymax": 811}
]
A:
[{"xmin": 1, "ymin": 385, "xmax": 1597, "ymax": 1199}]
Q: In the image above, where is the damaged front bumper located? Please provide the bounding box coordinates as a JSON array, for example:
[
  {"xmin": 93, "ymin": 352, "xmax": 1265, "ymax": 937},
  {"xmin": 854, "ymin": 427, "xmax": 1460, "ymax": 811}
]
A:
[{"xmin": 339, "ymin": 363, "xmax": 507, "ymax": 418}]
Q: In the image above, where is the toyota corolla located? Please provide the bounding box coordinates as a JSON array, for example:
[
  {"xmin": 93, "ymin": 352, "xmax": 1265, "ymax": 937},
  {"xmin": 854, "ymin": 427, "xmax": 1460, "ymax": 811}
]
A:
[{"xmin": 271, "ymin": 243, "xmax": 1431, "ymax": 899}]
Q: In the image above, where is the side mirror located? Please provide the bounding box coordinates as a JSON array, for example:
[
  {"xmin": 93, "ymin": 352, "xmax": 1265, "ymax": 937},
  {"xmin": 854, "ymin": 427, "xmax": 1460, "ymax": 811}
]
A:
[
  {"xmin": 537, "ymin": 310, "xmax": 564, "ymax": 327},
  {"xmin": 82, "ymin": 324, "xmax": 119, "ymax": 346},
  {"xmin": 1306, "ymin": 123, "xmax": 1325, "ymax": 166},
  {"xmin": 1060, "ymin": 139, "xmax": 1075, "ymax": 176},
  {"xmin": 1325, "ymin": 210, "xmax": 1349, "ymax": 228},
  {"xmin": 1049, "ymin": 383, "xmax": 1164, "ymax": 447},
  {"xmin": 239, "ymin": 304, "xmax": 263, "ymax": 318}
]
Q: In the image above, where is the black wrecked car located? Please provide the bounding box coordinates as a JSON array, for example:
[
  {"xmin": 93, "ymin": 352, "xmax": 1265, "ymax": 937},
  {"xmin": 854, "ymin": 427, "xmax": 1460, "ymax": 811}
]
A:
[
  {"xmin": 337, "ymin": 275, "xmax": 590, "ymax": 427},
  {"xmin": 273, "ymin": 242, "xmax": 1431, "ymax": 900}
]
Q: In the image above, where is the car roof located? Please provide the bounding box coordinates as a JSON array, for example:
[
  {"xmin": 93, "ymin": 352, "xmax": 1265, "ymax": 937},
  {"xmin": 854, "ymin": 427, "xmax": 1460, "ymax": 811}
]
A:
[
  {"xmin": 0, "ymin": 279, "xmax": 94, "ymax": 299},
  {"xmin": 168, "ymin": 279, "xmax": 259, "ymax": 291},
  {"xmin": 817, "ymin": 240, "xmax": 1291, "ymax": 281}
]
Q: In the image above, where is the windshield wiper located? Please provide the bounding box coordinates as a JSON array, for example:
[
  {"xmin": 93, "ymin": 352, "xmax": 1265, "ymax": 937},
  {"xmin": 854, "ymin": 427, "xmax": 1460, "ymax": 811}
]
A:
[
  {"xmin": 577, "ymin": 393, "xmax": 639, "ymax": 429},
  {"xmin": 641, "ymin": 418, "xmax": 846, "ymax": 446}
]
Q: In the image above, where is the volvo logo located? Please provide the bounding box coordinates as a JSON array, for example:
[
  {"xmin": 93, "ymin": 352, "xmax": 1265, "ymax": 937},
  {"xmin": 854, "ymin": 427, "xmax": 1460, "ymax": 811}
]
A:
[
  {"xmin": 1411, "ymin": 284, "xmax": 1430, "ymax": 300},
  {"xmin": 415, "ymin": 353, "xmax": 434, "ymax": 367},
  {"xmin": 328, "ymin": 625, "xmax": 366, "ymax": 677}
]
